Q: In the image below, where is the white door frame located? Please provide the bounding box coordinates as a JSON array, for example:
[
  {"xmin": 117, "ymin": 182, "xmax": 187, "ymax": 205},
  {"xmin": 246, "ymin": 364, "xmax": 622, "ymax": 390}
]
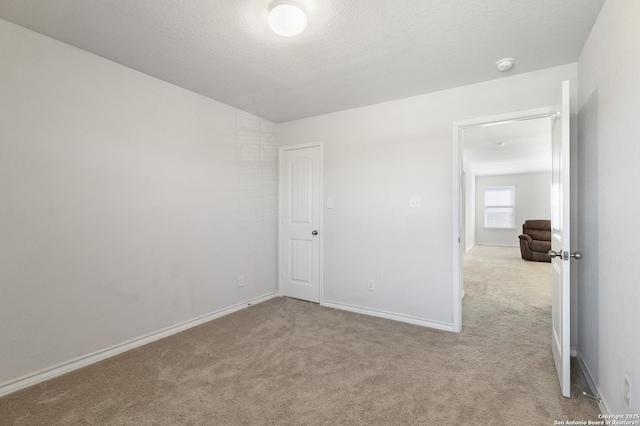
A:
[
  {"xmin": 278, "ymin": 141, "xmax": 324, "ymax": 304},
  {"xmin": 451, "ymin": 107, "xmax": 555, "ymax": 333}
]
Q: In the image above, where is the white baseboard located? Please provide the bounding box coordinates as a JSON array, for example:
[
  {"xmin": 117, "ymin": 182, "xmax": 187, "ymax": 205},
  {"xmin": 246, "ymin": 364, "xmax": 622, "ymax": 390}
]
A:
[
  {"xmin": 571, "ymin": 346, "xmax": 577, "ymax": 357},
  {"xmin": 0, "ymin": 292, "xmax": 278, "ymax": 398},
  {"xmin": 577, "ymin": 350, "xmax": 611, "ymax": 416},
  {"xmin": 322, "ymin": 300, "xmax": 454, "ymax": 332}
]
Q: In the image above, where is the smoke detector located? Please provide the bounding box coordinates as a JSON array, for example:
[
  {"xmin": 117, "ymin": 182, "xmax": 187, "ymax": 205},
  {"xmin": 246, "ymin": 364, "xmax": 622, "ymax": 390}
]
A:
[{"xmin": 496, "ymin": 57, "xmax": 515, "ymax": 72}]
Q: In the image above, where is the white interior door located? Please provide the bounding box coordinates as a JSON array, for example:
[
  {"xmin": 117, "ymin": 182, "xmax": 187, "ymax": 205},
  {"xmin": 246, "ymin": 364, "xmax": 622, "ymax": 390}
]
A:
[
  {"xmin": 279, "ymin": 144, "xmax": 321, "ymax": 303},
  {"xmin": 550, "ymin": 80, "xmax": 571, "ymax": 398}
]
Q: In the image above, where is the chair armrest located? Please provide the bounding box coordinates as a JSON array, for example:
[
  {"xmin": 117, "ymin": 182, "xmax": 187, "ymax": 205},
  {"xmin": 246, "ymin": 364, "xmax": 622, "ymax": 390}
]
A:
[
  {"xmin": 518, "ymin": 234, "xmax": 532, "ymax": 243},
  {"xmin": 519, "ymin": 234, "xmax": 532, "ymax": 259}
]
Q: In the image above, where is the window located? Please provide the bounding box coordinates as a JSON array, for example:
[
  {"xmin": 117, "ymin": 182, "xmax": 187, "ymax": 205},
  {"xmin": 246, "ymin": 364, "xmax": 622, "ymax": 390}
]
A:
[{"xmin": 484, "ymin": 186, "xmax": 515, "ymax": 228}]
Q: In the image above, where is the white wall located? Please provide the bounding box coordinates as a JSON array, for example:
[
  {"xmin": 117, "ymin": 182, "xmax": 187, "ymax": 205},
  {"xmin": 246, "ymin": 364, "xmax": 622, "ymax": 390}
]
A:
[
  {"xmin": 0, "ymin": 20, "xmax": 278, "ymax": 386},
  {"xmin": 463, "ymin": 165, "xmax": 476, "ymax": 252},
  {"xmin": 474, "ymin": 173, "xmax": 551, "ymax": 247},
  {"xmin": 577, "ymin": 0, "xmax": 640, "ymax": 414},
  {"xmin": 277, "ymin": 63, "xmax": 577, "ymax": 328}
]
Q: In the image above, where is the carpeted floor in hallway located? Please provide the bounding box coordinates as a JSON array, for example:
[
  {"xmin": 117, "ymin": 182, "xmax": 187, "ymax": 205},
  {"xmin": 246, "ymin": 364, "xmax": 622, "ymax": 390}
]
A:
[{"xmin": 0, "ymin": 245, "xmax": 600, "ymax": 425}]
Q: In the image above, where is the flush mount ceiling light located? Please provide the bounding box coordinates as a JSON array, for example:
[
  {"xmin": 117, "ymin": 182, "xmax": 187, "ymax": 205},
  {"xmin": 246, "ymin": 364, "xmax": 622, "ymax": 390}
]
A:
[
  {"xmin": 268, "ymin": 1, "xmax": 307, "ymax": 37},
  {"xmin": 496, "ymin": 57, "xmax": 515, "ymax": 72}
]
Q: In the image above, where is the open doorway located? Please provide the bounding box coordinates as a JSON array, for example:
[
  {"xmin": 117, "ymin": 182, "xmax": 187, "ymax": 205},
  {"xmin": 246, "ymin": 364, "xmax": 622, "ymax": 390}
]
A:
[
  {"xmin": 452, "ymin": 108, "xmax": 556, "ymax": 332},
  {"xmin": 460, "ymin": 115, "xmax": 554, "ymax": 333},
  {"xmin": 453, "ymin": 83, "xmax": 574, "ymax": 398}
]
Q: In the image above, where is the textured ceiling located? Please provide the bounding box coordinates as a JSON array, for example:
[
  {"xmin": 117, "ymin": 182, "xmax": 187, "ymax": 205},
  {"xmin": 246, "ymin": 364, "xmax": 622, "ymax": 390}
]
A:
[
  {"xmin": 463, "ymin": 117, "xmax": 552, "ymax": 176},
  {"xmin": 0, "ymin": 0, "xmax": 604, "ymax": 123}
]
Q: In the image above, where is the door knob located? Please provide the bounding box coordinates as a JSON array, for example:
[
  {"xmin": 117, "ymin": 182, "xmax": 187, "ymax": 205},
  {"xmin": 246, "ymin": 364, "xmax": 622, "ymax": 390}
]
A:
[
  {"xmin": 548, "ymin": 250, "xmax": 582, "ymax": 260},
  {"xmin": 548, "ymin": 250, "xmax": 562, "ymax": 258},
  {"xmin": 312, "ymin": 230, "xmax": 318, "ymax": 236}
]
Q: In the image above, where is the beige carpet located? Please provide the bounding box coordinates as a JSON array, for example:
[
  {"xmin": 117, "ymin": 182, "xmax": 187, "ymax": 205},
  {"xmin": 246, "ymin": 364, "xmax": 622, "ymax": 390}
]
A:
[{"xmin": 0, "ymin": 246, "xmax": 600, "ymax": 425}]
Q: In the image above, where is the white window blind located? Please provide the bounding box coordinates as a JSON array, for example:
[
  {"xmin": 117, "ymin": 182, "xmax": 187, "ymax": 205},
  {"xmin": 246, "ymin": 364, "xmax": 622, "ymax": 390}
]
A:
[{"xmin": 484, "ymin": 186, "xmax": 515, "ymax": 228}]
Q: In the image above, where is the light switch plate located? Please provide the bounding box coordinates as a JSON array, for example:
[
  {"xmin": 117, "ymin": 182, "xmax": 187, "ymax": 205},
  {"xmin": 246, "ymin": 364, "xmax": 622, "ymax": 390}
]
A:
[
  {"xmin": 409, "ymin": 196, "xmax": 422, "ymax": 208},
  {"xmin": 326, "ymin": 198, "xmax": 333, "ymax": 209}
]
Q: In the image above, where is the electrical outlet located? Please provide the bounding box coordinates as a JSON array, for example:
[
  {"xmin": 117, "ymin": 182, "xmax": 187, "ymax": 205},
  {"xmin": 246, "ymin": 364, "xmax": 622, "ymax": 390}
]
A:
[
  {"xmin": 368, "ymin": 279, "xmax": 375, "ymax": 291},
  {"xmin": 238, "ymin": 275, "xmax": 245, "ymax": 287},
  {"xmin": 624, "ymin": 376, "xmax": 632, "ymax": 408}
]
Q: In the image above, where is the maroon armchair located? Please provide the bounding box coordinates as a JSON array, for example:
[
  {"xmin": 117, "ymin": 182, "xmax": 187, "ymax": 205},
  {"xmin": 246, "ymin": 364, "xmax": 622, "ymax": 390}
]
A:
[{"xmin": 518, "ymin": 220, "xmax": 551, "ymax": 262}]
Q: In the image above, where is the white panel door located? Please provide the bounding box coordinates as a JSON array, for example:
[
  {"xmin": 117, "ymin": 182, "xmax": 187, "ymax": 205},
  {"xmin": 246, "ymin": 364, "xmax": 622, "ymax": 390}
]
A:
[
  {"xmin": 550, "ymin": 80, "xmax": 571, "ymax": 398},
  {"xmin": 280, "ymin": 145, "xmax": 321, "ymax": 303}
]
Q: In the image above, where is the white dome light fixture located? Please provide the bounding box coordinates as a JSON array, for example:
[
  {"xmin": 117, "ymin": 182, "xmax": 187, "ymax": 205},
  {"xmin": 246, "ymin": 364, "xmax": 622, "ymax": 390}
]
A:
[
  {"xmin": 268, "ymin": 1, "xmax": 307, "ymax": 37},
  {"xmin": 496, "ymin": 57, "xmax": 515, "ymax": 72}
]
